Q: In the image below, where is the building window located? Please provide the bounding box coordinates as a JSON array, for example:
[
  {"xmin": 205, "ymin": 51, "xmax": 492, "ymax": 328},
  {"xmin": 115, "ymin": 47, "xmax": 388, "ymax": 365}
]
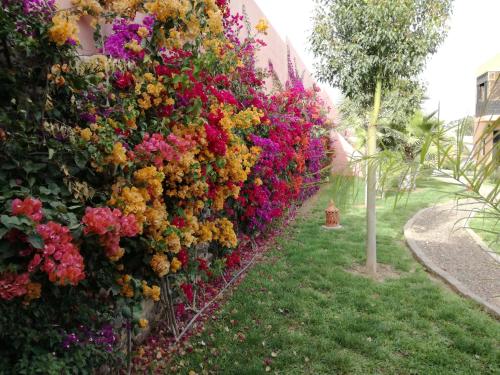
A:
[
  {"xmin": 494, "ymin": 130, "xmax": 499, "ymax": 164},
  {"xmin": 478, "ymin": 82, "xmax": 486, "ymax": 100}
]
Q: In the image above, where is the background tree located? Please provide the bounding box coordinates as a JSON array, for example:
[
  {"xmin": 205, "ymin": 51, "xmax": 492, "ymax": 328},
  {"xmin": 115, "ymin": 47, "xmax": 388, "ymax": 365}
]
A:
[{"xmin": 311, "ymin": 0, "xmax": 452, "ymax": 273}]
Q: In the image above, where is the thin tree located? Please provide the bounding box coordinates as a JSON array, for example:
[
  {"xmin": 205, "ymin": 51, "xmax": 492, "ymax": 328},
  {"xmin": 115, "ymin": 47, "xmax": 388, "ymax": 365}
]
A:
[{"xmin": 310, "ymin": 0, "xmax": 452, "ymax": 273}]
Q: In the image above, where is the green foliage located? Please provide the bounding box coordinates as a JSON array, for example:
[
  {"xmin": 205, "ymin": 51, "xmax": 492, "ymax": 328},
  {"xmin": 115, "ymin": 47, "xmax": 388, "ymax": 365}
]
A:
[
  {"xmin": 310, "ymin": 0, "xmax": 453, "ymax": 106},
  {"xmin": 339, "ymin": 82, "xmax": 426, "ymax": 150}
]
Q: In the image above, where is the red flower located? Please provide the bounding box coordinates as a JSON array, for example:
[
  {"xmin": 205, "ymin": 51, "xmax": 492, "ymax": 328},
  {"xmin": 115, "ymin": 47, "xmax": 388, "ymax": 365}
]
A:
[
  {"xmin": 157, "ymin": 104, "xmax": 174, "ymax": 118},
  {"xmin": 175, "ymin": 303, "xmax": 186, "ymax": 318},
  {"xmin": 0, "ymin": 272, "xmax": 30, "ymax": 301},
  {"xmin": 114, "ymin": 71, "xmax": 134, "ymax": 89},
  {"xmin": 177, "ymin": 249, "xmax": 189, "ymax": 267},
  {"xmin": 196, "ymin": 257, "xmax": 209, "ymax": 271},
  {"xmin": 225, "ymin": 251, "xmax": 240, "ymax": 269},
  {"xmin": 180, "ymin": 283, "xmax": 193, "ymax": 303},
  {"xmin": 171, "ymin": 216, "xmax": 186, "ymax": 229},
  {"xmin": 11, "ymin": 197, "xmax": 43, "ymax": 222},
  {"xmin": 205, "ymin": 124, "xmax": 228, "ymax": 156}
]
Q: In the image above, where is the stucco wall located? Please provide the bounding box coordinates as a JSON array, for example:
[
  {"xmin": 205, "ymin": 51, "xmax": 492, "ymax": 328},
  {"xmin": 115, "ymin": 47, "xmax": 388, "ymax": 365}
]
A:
[
  {"xmin": 474, "ymin": 117, "xmax": 499, "ymax": 164},
  {"xmin": 228, "ymin": 0, "xmax": 336, "ymax": 117}
]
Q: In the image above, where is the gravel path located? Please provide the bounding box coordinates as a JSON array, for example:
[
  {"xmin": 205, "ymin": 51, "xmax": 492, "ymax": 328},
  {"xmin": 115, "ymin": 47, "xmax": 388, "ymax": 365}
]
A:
[{"xmin": 405, "ymin": 201, "xmax": 500, "ymax": 313}]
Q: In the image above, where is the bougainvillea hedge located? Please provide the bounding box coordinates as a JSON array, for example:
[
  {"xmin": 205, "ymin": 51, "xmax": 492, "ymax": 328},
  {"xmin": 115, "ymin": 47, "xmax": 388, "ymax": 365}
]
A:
[{"xmin": 0, "ymin": 0, "xmax": 331, "ymax": 371}]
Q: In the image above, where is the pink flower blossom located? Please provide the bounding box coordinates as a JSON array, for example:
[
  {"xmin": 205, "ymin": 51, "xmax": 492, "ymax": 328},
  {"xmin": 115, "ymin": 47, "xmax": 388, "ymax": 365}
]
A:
[{"xmin": 11, "ymin": 197, "xmax": 43, "ymax": 222}]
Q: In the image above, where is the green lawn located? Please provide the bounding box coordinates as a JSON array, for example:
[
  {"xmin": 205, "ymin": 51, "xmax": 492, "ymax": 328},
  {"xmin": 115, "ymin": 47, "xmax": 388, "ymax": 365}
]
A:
[
  {"xmin": 470, "ymin": 212, "xmax": 500, "ymax": 254},
  {"xmin": 164, "ymin": 178, "xmax": 499, "ymax": 374}
]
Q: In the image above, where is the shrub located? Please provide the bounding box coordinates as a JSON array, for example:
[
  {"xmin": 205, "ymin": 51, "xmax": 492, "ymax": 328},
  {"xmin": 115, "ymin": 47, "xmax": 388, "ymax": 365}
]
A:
[{"xmin": 0, "ymin": 0, "xmax": 331, "ymax": 371}]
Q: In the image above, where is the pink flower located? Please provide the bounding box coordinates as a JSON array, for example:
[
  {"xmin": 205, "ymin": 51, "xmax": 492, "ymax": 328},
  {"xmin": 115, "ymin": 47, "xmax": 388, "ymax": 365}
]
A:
[
  {"xmin": 36, "ymin": 222, "xmax": 85, "ymax": 286},
  {"xmin": 11, "ymin": 197, "xmax": 43, "ymax": 222},
  {"xmin": 82, "ymin": 207, "xmax": 119, "ymax": 235},
  {"xmin": 82, "ymin": 207, "xmax": 139, "ymax": 261},
  {"xmin": 0, "ymin": 272, "xmax": 30, "ymax": 300},
  {"xmin": 134, "ymin": 133, "xmax": 194, "ymax": 168}
]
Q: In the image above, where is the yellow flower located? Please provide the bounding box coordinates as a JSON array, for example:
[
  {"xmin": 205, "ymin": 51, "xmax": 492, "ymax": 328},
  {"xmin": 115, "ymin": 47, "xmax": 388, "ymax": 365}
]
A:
[
  {"xmin": 134, "ymin": 166, "xmax": 164, "ymax": 198},
  {"xmin": 110, "ymin": 0, "xmax": 142, "ymax": 16},
  {"xmin": 109, "ymin": 184, "xmax": 148, "ymax": 232},
  {"xmin": 121, "ymin": 283, "xmax": 134, "ymax": 298},
  {"xmin": 144, "ymin": 72, "xmax": 155, "ymax": 82},
  {"xmin": 138, "ymin": 93, "xmax": 152, "ymax": 110},
  {"xmin": 146, "ymin": 82, "xmax": 164, "ymax": 98},
  {"xmin": 106, "ymin": 143, "xmax": 128, "ymax": 166},
  {"xmin": 138, "ymin": 319, "xmax": 149, "ymax": 328},
  {"xmin": 170, "ymin": 257, "xmax": 182, "ymax": 273},
  {"xmin": 150, "ymin": 285, "xmax": 161, "ymax": 301},
  {"xmin": 125, "ymin": 39, "xmax": 143, "ymax": 53},
  {"xmin": 108, "ymin": 247, "xmax": 125, "ymax": 262},
  {"xmin": 144, "ymin": 0, "xmax": 189, "ymax": 22},
  {"xmin": 80, "ymin": 128, "xmax": 92, "ymax": 141},
  {"xmin": 107, "ymin": 118, "xmax": 119, "ymax": 128},
  {"xmin": 137, "ymin": 346, "xmax": 146, "ymax": 357},
  {"xmin": 72, "ymin": 0, "xmax": 103, "ymax": 15},
  {"xmin": 137, "ymin": 26, "xmax": 150, "ymax": 38},
  {"xmin": 255, "ymin": 19, "xmax": 269, "ymax": 34},
  {"xmin": 207, "ymin": 9, "xmax": 223, "ymax": 34},
  {"xmin": 254, "ymin": 178, "xmax": 263, "ymax": 186},
  {"xmin": 49, "ymin": 12, "xmax": 79, "ymax": 46},
  {"xmin": 167, "ymin": 232, "xmax": 182, "ymax": 253},
  {"xmin": 150, "ymin": 253, "xmax": 170, "ymax": 277},
  {"xmin": 142, "ymin": 282, "xmax": 161, "ymax": 302}
]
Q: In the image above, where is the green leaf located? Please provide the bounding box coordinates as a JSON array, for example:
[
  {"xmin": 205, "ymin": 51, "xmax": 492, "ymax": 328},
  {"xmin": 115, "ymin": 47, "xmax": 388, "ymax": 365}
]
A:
[
  {"xmin": 27, "ymin": 234, "xmax": 44, "ymax": 249},
  {"xmin": 0, "ymin": 215, "xmax": 22, "ymax": 229},
  {"xmin": 74, "ymin": 152, "xmax": 88, "ymax": 168}
]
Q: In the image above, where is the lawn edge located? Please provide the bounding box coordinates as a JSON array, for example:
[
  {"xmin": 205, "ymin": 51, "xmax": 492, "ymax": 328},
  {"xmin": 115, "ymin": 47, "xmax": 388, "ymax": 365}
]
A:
[{"xmin": 404, "ymin": 206, "xmax": 500, "ymax": 320}]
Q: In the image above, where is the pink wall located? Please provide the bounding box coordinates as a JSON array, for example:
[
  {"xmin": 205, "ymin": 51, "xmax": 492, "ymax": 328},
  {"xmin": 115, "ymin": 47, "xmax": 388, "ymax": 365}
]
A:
[{"xmin": 229, "ymin": 0, "xmax": 336, "ymax": 118}]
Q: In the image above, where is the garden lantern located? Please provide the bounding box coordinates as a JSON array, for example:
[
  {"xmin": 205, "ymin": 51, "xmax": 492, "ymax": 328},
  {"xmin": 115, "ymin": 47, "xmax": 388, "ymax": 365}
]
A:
[{"xmin": 323, "ymin": 200, "xmax": 341, "ymax": 229}]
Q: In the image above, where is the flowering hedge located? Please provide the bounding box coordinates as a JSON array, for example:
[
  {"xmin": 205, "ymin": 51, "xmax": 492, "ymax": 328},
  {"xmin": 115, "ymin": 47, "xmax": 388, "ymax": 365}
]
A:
[{"xmin": 0, "ymin": 0, "xmax": 330, "ymax": 371}]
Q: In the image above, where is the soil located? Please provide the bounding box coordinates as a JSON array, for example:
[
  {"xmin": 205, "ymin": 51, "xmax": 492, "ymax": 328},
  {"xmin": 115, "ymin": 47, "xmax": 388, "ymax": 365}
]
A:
[{"xmin": 346, "ymin": 262, "xmax": 401, "ymax": 282}]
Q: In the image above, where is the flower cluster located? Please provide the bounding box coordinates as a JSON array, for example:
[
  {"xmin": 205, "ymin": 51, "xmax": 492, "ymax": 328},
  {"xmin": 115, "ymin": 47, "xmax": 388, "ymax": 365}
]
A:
[
  {"xmin": 0, "ymin": 198, "xmax": 85, "ymax": 302},
  {"xmin": 82, "ymin": 207, "xmax": 139, "ymax": 261},
  {"xmin": 35, "ymin": 221, "xmax": 86, "ymax": 285},
  {"xmin": 104, "ymin": 17, "xmax": 154, "ymax": 60},
  {"xmin": 11, "ymin": 197, "xmax": 43, "ymax": 222}
]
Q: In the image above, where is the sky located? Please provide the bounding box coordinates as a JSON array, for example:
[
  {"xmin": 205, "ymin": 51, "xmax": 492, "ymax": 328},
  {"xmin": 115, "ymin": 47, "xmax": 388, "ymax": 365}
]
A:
[{"xmin": 253, "ymin": 0, "xmax": 500, "ymax": 123}]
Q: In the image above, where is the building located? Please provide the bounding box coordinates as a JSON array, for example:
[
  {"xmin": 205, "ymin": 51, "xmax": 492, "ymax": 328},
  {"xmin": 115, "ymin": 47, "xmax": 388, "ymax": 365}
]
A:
[{"xmin": 474, "ymin": 54, "xmax": 500, "ymax": 165}]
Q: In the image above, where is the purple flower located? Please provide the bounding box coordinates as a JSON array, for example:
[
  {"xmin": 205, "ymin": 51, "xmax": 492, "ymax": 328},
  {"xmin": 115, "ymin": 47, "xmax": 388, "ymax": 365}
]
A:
[
  {"xmin": 80, "ymin": 113, "xmax": 97, "ymax": 124},
  {"xmin": 61, "ymin": 324, "xmax": 118, "ymax": 352},
  {"xmin": 103, "ymin": 18, "xmax": 153, "ymax": 61}
]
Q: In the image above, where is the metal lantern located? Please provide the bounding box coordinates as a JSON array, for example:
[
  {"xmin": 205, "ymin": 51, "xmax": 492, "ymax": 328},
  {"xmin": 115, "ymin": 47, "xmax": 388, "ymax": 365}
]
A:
[{"xmin": 324, "ymin": 200, "xmax": 341, "ymax": 229}]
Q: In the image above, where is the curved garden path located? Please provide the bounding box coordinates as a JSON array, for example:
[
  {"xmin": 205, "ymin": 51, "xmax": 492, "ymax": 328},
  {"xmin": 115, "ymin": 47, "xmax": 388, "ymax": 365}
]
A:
[{"xmin": 405, "ymin": 201, "xmax": 500, "ymax": 318}]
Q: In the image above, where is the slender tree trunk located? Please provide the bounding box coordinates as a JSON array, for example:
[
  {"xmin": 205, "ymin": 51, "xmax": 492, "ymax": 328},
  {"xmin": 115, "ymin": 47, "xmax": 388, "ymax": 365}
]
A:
[{"xmin": 366, "ymin": 79, "xmax": 382, "ymax": 274}]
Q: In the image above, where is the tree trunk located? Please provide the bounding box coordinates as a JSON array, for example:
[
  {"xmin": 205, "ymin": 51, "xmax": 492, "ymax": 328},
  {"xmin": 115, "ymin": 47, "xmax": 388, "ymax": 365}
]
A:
[{"xmin": 366, "ymin": 79, "xmax": 382, "ymax": 274}]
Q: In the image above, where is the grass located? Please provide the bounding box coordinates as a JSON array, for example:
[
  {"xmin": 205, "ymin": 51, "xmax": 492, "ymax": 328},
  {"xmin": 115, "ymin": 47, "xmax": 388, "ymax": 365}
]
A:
[
  {"xmin": 165, "ymin": 178, "xmax": 499, "ymax": 375},
  {"xmin": 470, "ymin": 212, "xmax": 500, "ymax": 254}
]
